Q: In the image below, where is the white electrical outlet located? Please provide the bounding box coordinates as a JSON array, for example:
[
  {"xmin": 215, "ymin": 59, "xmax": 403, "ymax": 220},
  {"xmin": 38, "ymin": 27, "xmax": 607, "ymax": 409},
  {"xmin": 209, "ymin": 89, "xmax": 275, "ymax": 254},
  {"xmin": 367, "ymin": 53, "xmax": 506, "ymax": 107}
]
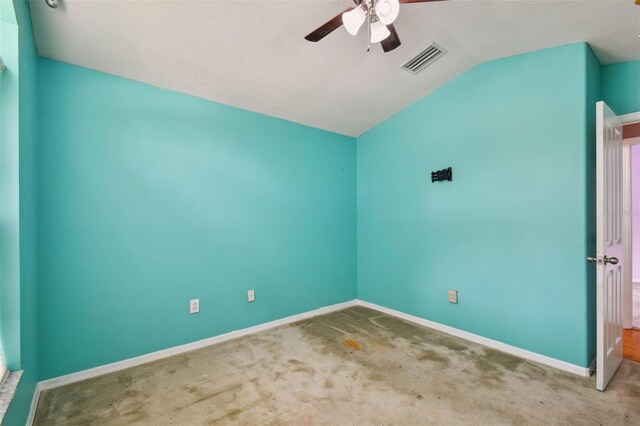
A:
[
  {"xmin": 448, "ymin": 290, "xmax": 458, "ymax": 304},
  {"xmin": 190, "ymin": 299, "xmax": 200, "ymax": 314},
  {"xmin": 248, "ymin": 290, "xmax": 255, "ymax": 302}
]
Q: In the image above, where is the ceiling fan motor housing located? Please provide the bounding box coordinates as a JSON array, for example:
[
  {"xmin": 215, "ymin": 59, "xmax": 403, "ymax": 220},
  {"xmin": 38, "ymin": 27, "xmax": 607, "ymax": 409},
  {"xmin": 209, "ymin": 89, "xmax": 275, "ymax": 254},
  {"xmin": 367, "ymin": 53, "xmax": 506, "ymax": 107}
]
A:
[{"xmin": 305, "ymin": 0, "xmax": 440, "ymax": 52}]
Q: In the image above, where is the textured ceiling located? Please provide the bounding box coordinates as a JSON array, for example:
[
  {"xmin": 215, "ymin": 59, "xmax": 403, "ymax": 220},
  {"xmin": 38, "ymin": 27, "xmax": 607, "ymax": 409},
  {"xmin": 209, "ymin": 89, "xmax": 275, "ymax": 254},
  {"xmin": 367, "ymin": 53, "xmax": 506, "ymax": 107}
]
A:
[{"xmin": 30, "ymin": 0, "xmax": 640, "ymax": 136}]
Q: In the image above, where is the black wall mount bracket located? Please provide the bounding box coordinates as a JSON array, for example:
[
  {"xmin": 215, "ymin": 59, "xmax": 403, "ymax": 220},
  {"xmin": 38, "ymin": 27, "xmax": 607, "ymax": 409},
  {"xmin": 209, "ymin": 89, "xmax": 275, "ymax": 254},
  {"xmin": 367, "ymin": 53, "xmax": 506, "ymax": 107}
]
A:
[{"xmin": 431, "ymin": 167, "xmax": 452, "ymax": 183}]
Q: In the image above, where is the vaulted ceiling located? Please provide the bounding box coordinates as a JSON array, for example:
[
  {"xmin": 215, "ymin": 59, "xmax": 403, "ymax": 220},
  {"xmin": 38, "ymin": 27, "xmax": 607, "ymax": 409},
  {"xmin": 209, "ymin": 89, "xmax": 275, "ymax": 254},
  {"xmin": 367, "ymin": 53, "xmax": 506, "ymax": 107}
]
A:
[{"xmin": 30, "ymin": 0, "xmax": 640, "ymax": 136}]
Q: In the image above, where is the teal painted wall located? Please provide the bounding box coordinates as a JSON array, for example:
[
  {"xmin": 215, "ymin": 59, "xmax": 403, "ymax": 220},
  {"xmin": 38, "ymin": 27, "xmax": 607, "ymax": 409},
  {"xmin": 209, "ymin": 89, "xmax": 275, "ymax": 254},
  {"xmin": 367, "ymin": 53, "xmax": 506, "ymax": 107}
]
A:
[
  {"xmin": 2, "ymin": 1, "xmax": 39, "ymax": 424},
  {"xmin": 37, "ymin": 58, "xmax": 357, "ymax": 379},
  {"xmin": 0, "ymin": 0, "xmax": 39, "ymax": 424},
  {"xmin": 0, "ymin": 1, "xmax": 22, "ymax": 374},
  {"xmin": 357, "ymin": 43, "xmax": 594, "ymax": 367},
  {"xmin": 601, "ymin": 61, "xmax": 640, "ymax": 115}
]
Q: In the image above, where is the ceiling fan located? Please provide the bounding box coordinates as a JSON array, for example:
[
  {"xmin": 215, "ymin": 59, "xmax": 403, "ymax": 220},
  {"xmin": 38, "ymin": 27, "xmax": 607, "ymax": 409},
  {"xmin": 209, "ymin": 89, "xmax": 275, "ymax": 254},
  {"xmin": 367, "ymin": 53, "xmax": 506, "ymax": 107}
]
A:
[{"xmin": 304, "ymin": 0, "xmax": 445, "ymax": 53}]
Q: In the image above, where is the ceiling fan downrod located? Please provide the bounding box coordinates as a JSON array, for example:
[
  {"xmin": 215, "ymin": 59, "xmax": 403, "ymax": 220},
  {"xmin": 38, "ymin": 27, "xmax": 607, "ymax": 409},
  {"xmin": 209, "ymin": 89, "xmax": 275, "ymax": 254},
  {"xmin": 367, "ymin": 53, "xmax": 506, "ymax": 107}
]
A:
[{"xmin": 367, "ymin": 10, "xmax": 372, "ymax": 52}]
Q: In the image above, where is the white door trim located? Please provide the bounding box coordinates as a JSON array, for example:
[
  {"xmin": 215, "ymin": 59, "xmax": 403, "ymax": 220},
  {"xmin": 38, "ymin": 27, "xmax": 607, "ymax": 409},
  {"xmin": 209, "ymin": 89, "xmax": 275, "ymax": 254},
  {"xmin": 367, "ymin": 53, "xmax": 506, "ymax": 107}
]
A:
[{"xmin": 620, "ymin": 112, "xmax": 640, "ymax": 125}]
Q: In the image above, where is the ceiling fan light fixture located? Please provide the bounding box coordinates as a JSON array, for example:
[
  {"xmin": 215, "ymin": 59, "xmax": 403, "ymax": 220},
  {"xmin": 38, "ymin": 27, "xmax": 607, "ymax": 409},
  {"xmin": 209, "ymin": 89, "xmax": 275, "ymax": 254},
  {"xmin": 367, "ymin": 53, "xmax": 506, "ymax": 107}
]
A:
[
  {"xmin": 343, "ymin": 7, "xmax": 366, "ymax": 36},
  {"xmin": 375, "ymin": 0, "xmax": 400, "ymax": 25},
  {"xmin": 370, "ymin": 20, "xmax": 391, "ymax": 43}
]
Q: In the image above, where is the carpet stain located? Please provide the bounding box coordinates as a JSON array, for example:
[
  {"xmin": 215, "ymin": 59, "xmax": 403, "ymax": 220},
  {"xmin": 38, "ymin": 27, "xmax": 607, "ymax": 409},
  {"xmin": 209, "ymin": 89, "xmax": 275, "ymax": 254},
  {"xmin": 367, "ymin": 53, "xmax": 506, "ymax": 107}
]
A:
[
  {"xmin": 484, "ymin": 348, "xmax": 525, "ymax": 371},
  {"xmin": 417, "ymin": 349, "xmax": 450, "ymax": 366},
  {"xmin": 345, "ymin": 339, "xmax": 362, "ymax": 351}
]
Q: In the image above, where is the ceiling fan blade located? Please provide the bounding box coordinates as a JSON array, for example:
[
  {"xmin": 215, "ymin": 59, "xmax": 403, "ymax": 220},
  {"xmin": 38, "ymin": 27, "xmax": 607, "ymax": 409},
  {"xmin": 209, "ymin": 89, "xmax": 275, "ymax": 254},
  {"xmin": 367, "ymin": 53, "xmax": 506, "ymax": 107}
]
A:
[
  {"xmin": 399, "ymin": 0, "xmax": 447, "ymax": 3},
  {"xmin": 381, "ymin": 24, "xmax": 401, "ymax": 53},
  {"xmin": 305, "ymin": 7, "xmax": 355, "ymax": 42}
]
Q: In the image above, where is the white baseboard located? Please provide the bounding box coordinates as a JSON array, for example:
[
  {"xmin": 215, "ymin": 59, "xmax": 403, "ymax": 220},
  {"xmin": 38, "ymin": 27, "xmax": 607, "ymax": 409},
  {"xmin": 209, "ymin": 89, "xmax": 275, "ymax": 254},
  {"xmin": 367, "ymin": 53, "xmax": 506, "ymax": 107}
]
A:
[
  {"xmin": 588, "ymin": 357, "xmax": 597, "ymax": 376},
  {"xmin": 354, "ymin": 300, "xmax": 593, "ymax": 377},
  {"xmin": 30, "ymin": 298, "xmax": 594, "ymax": 422},
  {"xmin": 26, "ymin": 382, "xmax": 42, "ymax": 426},
  {"xmin": 37, "ymin": 299, "xmax": 357, "ymax": 392}
]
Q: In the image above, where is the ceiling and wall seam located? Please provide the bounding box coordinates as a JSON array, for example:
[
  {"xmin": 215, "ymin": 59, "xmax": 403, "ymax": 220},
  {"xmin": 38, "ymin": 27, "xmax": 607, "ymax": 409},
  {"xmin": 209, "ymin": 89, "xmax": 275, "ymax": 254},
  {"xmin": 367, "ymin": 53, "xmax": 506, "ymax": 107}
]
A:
[{"xmin": 28, "ymin": 0, "xmax": 640, "ymax": 137}]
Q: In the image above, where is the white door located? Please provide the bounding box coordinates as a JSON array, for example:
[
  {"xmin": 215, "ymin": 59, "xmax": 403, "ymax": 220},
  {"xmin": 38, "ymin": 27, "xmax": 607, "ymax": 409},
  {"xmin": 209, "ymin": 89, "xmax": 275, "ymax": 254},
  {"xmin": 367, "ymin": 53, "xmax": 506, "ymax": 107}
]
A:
[{"xmin": 594, "ymin": 101, "xmax": 624, "ymax": 391}]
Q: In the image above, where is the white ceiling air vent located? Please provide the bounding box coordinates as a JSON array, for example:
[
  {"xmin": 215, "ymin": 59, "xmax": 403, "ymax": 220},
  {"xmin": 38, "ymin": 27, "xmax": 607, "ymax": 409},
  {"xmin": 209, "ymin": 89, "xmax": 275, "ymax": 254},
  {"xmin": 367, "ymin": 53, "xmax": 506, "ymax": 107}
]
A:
[{"xmin": 401, "ymin": 43, "xmax": 447, "ymax": 74}]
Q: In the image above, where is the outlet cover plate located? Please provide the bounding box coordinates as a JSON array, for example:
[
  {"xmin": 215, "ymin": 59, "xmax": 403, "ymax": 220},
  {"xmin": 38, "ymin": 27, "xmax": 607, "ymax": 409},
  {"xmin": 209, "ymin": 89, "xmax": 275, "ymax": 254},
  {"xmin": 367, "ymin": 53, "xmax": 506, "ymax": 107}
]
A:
[
  {"xmin": 448, "ymin": 290, "xmax": 458, "ymax": 304},
  {"xmin": 248, "ymin": 290, "xmax": 255, "ymax": 302},
  {"xmin": 190, "ymin": 299, "xmax": 200, "ymax": 313}
]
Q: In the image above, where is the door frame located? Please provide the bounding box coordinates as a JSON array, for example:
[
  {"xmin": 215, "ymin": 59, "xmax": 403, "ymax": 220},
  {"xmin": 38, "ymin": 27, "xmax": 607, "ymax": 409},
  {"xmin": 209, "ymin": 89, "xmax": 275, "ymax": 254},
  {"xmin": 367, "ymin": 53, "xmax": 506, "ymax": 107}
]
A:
[{"xmin": 620, "ymin": 111, "xmax": 640, "ymax": 329}]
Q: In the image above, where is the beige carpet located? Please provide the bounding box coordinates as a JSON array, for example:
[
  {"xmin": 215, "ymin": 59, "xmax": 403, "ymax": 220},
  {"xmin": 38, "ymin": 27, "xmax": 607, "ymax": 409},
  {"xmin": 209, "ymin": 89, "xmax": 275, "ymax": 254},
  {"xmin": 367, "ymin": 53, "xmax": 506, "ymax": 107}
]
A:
[{"xmin": 34, "ymin": 306, "xmax": 640, "ymax": 425}]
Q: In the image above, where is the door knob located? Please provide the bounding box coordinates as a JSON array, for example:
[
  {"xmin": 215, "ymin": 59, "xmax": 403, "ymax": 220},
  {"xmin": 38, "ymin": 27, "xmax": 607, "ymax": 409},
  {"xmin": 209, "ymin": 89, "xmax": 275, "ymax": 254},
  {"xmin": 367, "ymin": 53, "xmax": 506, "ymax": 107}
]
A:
[
  {"xmin": 604, "ymin": 256, "xmax": 619, "ymax": 265},
  {"xmin": 587, "ymin": 256, "xmax": 619, "ymax": 265}
]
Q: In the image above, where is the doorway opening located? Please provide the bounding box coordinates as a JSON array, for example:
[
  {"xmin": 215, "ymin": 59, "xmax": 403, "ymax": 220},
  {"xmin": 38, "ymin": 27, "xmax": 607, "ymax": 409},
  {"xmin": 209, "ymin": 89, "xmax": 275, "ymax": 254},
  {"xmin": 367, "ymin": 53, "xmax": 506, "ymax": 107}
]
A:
[
  {"xmin": 631, "ymin": 145, "xmax": 640, "ymax": 329},
  {"xmin": 622, "ymin": 113, "xmax": 640, "ymax": 363}
]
